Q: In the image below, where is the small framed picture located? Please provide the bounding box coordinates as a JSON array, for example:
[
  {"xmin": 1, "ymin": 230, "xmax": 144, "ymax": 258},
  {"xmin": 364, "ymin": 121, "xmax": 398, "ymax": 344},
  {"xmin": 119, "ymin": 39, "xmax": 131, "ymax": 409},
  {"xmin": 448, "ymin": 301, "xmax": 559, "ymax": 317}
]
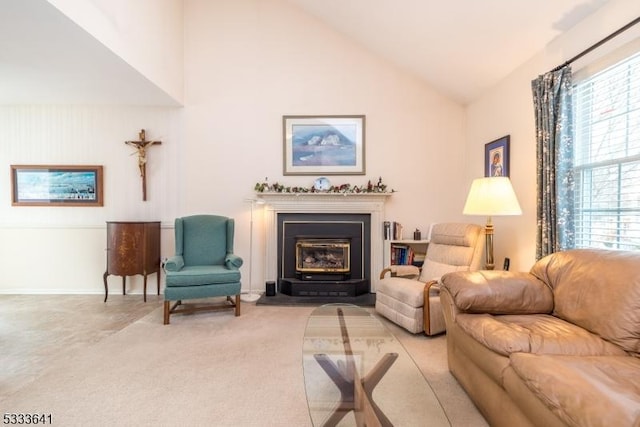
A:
[
  {"xmin": 485, "ymin": 135, "xmax": 510, "ymax": 177},
  {"xmin": 11, "ymin": 165, "xmax": 104, "ymax": 206},
  {"xmin": 283, "ymin": 115, "xmax": 365, "ymax": 175}
]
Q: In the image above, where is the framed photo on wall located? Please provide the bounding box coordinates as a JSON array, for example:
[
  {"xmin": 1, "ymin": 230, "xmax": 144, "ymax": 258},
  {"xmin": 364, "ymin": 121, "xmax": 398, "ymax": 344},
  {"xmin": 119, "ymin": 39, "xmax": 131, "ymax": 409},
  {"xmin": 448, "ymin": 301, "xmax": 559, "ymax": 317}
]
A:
[
  {"xmin": 485, "ymin": 135, "xmax": 510, "ymax": 177},
  {"xmin": 283, "ymin": 115, "xmax": 365, "ymax": 175},
  {"xmin": 11, "ymin": 165, "xmax": 104, "ymax": 206}
]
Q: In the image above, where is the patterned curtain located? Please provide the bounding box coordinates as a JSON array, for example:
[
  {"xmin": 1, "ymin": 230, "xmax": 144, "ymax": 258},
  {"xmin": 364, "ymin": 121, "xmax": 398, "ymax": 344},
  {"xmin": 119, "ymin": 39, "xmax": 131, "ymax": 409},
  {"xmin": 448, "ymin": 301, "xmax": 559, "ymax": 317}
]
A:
[{"xmin": 531, "ymin": 66, "xmax": 575, "ymax": 259}]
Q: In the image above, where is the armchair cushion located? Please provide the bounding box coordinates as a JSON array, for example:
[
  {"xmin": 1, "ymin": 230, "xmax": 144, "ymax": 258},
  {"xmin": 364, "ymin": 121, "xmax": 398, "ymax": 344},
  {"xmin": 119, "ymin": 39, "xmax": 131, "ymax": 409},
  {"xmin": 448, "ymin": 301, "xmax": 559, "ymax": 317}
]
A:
[
  {"xmin": 165, "ymin": 265, "xmax": 241, "ymax": 287},
  {"xmin": 442, "ymin": 270, "xmax": 554, "ymax": 314},
  {"xmin": 376, "ymin": 277, "xmax": 426, "ymax": 308}
]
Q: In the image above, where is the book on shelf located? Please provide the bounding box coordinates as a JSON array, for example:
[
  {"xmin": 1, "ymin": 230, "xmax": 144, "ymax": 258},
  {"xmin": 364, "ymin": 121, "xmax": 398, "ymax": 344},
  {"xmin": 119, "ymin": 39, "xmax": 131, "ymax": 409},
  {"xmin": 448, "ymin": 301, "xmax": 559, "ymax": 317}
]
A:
[
  {"xmin": 390, "ymin": 242, "xmax": 427, "ymax": 267},
  {"xmin": 393, "ymin": 222, "xmax": 403, "ymax": 240},
  {"xmin": 413, "ymin": 252, "xmax": 425, "ymax": 267},
  {"xmin": 383, "ymin": 221, "xmax": 391, "ymax": 240},
  {"xmin": 390, "ymin": 243, "xmax": 415, "ymax": 266}
]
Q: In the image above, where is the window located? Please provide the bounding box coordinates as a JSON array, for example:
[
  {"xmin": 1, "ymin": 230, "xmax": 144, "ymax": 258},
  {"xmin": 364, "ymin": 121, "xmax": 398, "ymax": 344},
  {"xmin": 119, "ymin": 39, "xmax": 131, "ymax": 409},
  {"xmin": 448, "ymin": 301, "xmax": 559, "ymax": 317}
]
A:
[{"xmin": 573, "ymin": 51, "xmax": 640, "ymax": 250}]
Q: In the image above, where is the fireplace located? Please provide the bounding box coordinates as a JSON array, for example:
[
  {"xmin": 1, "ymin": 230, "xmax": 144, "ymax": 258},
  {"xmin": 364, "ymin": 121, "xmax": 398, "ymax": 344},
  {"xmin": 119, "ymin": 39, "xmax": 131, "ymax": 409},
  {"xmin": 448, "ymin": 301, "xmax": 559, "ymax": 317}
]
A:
[
  {"xmin": 259, "ymin": 192, "xmax": 390, "ymax": 296},
  {"xmin": 278, "ymin": 213, "xmax": 370, "ymax": 297}
]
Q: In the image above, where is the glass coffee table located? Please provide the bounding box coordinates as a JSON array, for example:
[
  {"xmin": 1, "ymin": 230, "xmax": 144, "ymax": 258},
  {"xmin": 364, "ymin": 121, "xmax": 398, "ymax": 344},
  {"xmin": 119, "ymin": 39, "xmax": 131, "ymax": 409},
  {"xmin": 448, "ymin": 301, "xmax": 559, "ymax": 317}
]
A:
[{"xmin": 303, "ymin": 304, "xmax": 451, "ymax": 427}]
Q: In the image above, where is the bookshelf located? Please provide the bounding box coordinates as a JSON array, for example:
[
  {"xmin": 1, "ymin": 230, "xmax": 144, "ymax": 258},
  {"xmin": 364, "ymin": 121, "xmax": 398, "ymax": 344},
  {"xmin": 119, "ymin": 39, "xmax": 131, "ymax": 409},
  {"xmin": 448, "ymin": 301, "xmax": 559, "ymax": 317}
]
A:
[{"xmin": 383, "ymin": 239, "xmax": 430, "ymax": 267}]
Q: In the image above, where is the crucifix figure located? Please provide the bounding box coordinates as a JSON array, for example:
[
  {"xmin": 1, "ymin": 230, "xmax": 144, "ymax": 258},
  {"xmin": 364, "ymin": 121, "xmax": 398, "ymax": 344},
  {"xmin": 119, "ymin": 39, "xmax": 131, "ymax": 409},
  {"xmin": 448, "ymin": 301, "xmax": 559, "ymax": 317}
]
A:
[{"xmin": 125, "ymin": 129, "xmax": 161, "ymax": 201}]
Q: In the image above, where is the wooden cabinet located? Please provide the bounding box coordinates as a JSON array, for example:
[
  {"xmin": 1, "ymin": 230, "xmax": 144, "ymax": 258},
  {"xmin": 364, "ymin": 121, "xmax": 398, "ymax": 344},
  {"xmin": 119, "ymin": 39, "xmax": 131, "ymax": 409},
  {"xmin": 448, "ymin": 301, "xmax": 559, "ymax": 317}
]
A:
[{"xmin": 103, "ymin": 221, "xmax": 161, "ymax": 302}]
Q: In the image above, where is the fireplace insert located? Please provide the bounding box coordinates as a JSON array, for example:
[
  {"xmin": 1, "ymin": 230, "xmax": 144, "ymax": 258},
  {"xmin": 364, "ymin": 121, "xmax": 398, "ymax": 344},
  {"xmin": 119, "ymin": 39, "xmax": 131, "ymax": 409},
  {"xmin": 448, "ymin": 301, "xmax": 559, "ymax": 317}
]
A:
[{"xmin": 295, "ymin": 238, "xmax": 351, "ymax": 281}]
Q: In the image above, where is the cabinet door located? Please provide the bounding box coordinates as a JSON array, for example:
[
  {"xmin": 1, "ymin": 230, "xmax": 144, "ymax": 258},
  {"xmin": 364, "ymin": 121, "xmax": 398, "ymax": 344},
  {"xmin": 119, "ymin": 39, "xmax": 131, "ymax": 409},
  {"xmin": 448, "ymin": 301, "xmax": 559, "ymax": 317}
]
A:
[{"xmin": 107, "ymin": 223, "xmax": 144, "ymax": 276}]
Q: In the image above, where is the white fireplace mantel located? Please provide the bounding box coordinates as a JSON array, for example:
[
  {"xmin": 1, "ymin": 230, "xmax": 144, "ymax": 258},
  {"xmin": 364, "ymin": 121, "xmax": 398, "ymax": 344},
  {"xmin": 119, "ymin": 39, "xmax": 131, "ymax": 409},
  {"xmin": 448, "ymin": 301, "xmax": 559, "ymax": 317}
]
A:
[{"xmin": 257, "ymin": 192, "xmax": 392, "ymax": 293}]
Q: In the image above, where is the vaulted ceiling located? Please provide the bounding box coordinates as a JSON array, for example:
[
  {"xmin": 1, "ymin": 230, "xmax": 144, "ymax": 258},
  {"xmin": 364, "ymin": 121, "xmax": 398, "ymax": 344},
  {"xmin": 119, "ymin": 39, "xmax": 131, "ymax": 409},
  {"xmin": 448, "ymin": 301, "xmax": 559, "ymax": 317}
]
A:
[
  {"xmin": 0, "ymin": 0, "xmax": 611, "ymax": 106},
  {"xmin": 289, "ymin": 0, "xmax": 611, "ymax": 103}
]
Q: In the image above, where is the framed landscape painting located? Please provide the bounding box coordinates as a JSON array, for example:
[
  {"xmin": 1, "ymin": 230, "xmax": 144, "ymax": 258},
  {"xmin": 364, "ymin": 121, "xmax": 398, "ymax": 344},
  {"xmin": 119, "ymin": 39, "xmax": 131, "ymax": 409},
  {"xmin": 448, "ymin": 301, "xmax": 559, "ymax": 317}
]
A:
[
  {"xmin": 283, "ymin": 115, "xmax": 365, "ymax": 175},
  {"xmin": 485, "ymin": 135, "xmax": 510, "ymax": 177},
  {"xmin": 11, "ymin": 165, "xmax": 104, "ymax": 206}
]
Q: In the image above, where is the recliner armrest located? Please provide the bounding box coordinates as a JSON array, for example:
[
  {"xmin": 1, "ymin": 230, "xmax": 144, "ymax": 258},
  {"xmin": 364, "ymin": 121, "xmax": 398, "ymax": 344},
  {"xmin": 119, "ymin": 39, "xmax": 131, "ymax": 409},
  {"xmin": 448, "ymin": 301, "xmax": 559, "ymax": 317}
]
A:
[
  {"xmin": 164, "ymin": 255, "xmax": 184, "ymax": 272},
  {"xmin": 440, "ymin": 270, "xmax": 553, "ymax": 314},
  {"xmin": 225, "ymin": 253, "xmax": 243, "ymax": 269},
  {"xmin": 379, "ymin": 265, "xmax": 420, "ymax": 279}
]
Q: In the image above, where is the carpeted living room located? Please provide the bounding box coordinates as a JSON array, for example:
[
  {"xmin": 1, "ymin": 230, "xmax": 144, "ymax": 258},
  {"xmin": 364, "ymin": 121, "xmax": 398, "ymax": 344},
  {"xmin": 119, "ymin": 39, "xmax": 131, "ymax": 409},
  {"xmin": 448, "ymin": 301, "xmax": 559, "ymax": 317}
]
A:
[{"xmin": 2, "ymin": 1, "xmax": 640, "ymax": 426}]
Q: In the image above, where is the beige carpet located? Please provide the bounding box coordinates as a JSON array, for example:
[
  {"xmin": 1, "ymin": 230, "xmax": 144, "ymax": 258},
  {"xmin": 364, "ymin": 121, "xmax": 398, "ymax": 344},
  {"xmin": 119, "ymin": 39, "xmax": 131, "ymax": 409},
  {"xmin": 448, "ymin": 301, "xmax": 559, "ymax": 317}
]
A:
[{"xmin": 0, "ymin": 300, "xmax": 487, "ymax": 426}]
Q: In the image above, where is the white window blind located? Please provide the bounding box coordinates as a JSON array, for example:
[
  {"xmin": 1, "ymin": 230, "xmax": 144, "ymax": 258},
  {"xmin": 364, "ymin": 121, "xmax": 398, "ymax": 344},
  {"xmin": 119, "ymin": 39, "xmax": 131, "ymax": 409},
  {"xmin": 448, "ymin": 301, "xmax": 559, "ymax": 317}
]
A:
[{"xmin": 573, "ymin": 51, "xmax": 640, "ymax": 251}]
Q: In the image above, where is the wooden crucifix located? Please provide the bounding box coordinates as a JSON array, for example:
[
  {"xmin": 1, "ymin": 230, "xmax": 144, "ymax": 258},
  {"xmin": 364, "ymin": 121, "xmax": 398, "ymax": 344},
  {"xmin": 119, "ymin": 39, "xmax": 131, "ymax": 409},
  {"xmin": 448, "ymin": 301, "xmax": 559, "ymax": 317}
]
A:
[{"xmin": 125, "ymin": 129, "xmax": 161, "ymax": 201}]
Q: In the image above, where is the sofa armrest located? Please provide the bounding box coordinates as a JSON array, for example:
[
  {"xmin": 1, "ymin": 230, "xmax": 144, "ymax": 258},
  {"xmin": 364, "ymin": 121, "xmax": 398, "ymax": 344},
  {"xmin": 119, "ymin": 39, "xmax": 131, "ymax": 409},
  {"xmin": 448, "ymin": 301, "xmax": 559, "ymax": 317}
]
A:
[
  {"xmin": 225, "ymin": 253, "xmax": 244, "ymax": 270},
  {"xmin": 440, "ymin": 271, "xmax": 554, "ymax": 314},
  {"xmin": 164, "ymin": 255, "xmax": 184, "ymax": 272},
  {"xmin": 379, "ymin": 265, "xmax": 420, "ymax": 279}
]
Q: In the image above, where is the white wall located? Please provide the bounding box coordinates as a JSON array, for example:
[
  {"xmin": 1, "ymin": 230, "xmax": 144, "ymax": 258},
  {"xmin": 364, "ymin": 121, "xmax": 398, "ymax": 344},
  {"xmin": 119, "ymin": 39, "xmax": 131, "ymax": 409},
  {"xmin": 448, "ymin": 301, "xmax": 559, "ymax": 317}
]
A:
[
  {"xmin": 5, "ymin": 0, "xmax": 640, "ymax": 293},
  {"xmin": 465, "ymin": 0, "xmax": 640, "ymax": 272},
  {"xmin": 1, "ymin": 0, "xmax": 467, "ymax": 294},
  {"xmin": 182, "ymin": 0, "xmax": 468, "ymax": 291},
  {"xmin": 0, "ymin": 105, "xmax": 183, "ymax": 293}
]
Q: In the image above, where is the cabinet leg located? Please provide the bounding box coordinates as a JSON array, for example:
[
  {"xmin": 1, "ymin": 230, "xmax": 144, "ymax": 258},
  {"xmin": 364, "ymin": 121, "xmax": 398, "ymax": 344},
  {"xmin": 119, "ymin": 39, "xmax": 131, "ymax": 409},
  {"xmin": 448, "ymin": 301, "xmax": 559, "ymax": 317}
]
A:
[
  {"xmin": 157, "ymin": 271, "xmax": 161, "ymax": 295},
  {"xmin": 103, "ymin": 272, "xmax": 109, "ymax": 302},
  {"xmin": 122, "ymin": 276, "xmax": 126, "ymax": 295},
  {"xmin": 163, "ymin": 301, "xmax": 170, "ymax": 325},
  {"xmin": 143, "ymin": 275, "xmax": 148, "ymax": 302}
]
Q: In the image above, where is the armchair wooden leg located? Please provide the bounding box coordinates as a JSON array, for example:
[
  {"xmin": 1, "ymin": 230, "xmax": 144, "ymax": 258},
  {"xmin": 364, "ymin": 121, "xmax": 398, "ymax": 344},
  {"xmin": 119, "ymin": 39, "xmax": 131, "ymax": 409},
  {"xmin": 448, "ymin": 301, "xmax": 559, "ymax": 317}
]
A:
[
  {"xmin": 163, "ymin": 301, "xmax": 170, "ymax": 325},
  {"xmin": 235, "ymin": 294, "xmax": 241, "ymax": 316}
]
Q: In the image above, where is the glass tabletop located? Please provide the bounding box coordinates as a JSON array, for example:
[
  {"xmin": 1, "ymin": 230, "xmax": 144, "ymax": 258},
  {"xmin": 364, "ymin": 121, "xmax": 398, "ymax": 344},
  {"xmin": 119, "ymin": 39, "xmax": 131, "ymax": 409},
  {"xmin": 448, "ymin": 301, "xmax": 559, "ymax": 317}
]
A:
[{"xmin": 303, "ymin": 304, "xmax": 451, "ymax": 427}]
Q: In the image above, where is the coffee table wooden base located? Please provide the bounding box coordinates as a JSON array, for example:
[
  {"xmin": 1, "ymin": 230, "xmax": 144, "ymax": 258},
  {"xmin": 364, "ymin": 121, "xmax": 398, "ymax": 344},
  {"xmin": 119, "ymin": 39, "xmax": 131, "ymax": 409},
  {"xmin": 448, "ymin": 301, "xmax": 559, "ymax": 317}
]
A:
[{"xmin": 312, "ymin": 308, "xmax": 398, "ymax": 427}]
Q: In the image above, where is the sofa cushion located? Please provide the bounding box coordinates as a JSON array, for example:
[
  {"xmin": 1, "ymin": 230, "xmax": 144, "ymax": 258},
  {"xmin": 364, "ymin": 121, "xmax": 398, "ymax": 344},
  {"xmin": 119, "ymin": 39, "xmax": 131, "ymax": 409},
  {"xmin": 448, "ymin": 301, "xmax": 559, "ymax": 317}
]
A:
[
  {"xmin": 510, "ymin": 353, "xmax": 640, "ymax": 427},
  {"xmin": 531, "ymin": 249, "xmax": 640, "ymax": 356},
  {"xmin": 456, "ymin": 313, "xmax": 628, "ymax": 357},
  {"xmin": 442, "ymin": 270, "xmax": 554, "ymax": 314}
]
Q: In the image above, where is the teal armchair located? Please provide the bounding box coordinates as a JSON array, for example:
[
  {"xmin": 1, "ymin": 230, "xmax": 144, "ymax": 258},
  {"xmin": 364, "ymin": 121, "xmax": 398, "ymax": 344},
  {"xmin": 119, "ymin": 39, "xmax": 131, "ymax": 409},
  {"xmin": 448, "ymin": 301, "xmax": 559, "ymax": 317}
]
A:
[{"xmin": 163, "ymin": 215, "xmax": 243, "ymax": 324}]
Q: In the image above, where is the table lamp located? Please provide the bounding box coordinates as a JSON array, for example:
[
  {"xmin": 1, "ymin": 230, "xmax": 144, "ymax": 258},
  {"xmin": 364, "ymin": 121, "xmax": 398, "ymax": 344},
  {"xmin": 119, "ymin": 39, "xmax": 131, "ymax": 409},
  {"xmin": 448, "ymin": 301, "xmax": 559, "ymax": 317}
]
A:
[{"xmin": 463, "ymin": 177, "xmax": 522, "ymax": 270}]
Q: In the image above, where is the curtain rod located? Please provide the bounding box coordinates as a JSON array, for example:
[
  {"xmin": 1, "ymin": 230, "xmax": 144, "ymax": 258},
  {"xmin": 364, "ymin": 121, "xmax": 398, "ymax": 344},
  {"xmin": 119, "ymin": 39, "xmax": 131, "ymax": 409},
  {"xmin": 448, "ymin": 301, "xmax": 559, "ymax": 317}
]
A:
[{"xmin": 550, "ymin": 16, "xmax": 640, "ymax": 72}]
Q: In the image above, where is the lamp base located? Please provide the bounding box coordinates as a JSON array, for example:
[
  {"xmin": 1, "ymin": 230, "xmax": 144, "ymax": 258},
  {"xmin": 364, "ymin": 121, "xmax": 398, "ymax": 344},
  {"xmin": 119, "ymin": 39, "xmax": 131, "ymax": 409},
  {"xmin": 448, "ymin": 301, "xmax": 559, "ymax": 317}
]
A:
[
  {"xmin": 484, "ymin": 221, "xmax": 495, "ymax": 270},
  {"xmin": 240, "ymin": 291, "xmax": 261, "ymax": 302}
]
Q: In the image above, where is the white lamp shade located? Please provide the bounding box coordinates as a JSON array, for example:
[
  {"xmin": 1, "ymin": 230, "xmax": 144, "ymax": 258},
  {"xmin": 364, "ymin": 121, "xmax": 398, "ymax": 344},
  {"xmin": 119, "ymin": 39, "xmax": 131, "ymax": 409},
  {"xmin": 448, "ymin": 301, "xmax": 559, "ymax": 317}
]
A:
[{"xmin": 463, "ymin": 177, "xmax": 522, "ymax": 216}]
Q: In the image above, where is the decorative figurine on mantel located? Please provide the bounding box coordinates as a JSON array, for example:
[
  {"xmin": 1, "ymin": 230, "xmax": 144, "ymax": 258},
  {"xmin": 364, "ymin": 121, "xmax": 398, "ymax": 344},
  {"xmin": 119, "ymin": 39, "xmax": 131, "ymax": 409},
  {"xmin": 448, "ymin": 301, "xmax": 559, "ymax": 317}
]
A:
[{"xmin": 125, "ymin": 129, "xmax": 161, "ymax": 201}]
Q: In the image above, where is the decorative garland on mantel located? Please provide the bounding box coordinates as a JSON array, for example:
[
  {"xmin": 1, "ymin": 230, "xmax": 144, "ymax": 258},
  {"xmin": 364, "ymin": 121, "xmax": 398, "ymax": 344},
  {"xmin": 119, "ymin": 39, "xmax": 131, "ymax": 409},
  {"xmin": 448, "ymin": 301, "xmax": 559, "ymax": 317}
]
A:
[{"xmin": 254, "ymin": 177, "xmax": 395, "ymax": 194}]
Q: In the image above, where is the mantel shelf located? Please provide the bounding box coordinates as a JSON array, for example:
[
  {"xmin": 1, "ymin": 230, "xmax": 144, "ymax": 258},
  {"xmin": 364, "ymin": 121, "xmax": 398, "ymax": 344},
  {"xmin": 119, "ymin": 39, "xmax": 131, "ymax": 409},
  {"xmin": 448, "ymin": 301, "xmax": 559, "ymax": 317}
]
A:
[{"xmin": 256, "ymin": 192, "xmax": 393, "ymax": 201}]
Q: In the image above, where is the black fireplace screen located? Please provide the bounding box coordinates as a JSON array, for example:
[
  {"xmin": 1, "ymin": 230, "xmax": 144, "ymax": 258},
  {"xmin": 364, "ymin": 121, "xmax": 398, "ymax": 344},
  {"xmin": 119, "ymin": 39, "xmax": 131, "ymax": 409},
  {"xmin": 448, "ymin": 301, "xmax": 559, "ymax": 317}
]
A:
[{"xmin": 295, "ymin": 239, "xmax": 350, "ymax": 273}]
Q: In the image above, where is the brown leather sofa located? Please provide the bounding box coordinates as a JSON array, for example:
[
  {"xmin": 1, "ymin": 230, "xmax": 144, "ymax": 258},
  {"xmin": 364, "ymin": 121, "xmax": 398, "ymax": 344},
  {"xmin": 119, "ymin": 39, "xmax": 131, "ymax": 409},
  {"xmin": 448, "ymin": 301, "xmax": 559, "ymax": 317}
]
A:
[{"xmin": 439, "ymin": 249, "xmax": 640, "ymax": 427}]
